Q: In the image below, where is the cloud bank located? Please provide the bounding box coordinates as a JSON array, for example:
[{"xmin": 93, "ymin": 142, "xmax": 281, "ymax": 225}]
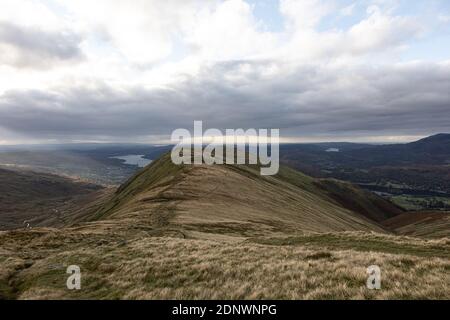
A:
[{"xmin": 0, "ymin": 0, "xmax": 449, "ymax": 143}]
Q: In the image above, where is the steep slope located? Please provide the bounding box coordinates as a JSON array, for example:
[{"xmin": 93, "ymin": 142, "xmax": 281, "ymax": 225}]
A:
[
  {"xmin": 313, "ymin": 178, "xmax": 404, "ymax": 222},
  {"xmin": 83, "ymin": 152, "xmax": 387, "ymax": 236},
  {"xmin": 0, "ymin": 168, "xmax": 104, "ymax": 230},
  {"xmin": 382, "ymin": 211, "xmax": 450, "ymax": 238}
]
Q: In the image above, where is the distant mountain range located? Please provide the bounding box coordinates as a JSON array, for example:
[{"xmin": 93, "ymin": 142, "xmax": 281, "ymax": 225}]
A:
[
  {"xmin": 280, "ymin": 134, "xmax": 450, "ymax": 210},
  {"xmin": 281, "ymin": 133, "xmax": 450, "ymax": 169}
]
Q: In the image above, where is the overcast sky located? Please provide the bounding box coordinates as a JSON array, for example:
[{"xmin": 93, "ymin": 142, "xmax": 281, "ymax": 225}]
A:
[{"xmin": 0, "ymin": 0, "xmax": 449, "ymax": 144}]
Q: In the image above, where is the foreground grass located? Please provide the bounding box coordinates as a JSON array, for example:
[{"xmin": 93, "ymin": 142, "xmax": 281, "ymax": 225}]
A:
[
  {"xmin": 0, "ymin": 230, "xmax": 448, "ymax": 300},
  {"xmin": 250, "ymin": 232, "xmax": 450, "ymax": 259}
]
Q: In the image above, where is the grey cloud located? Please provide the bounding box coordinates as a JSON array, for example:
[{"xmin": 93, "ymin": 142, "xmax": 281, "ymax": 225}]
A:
[
  {"xmin": 0, "ymin": 22, "xmax": 84, "ymax": 69},
  {"xmin": 0, "ymin": 60, "xmax": 449, "ymax": 142}
]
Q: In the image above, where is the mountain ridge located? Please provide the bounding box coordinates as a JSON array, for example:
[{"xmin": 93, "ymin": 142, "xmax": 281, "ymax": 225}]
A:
[
  {"xmin": 77, "ymin": 152, "xmax": 401, "ymax": 237},
  {"xmin": 0, "ymin": 151, "xmax": 449, "ymax": 300}
]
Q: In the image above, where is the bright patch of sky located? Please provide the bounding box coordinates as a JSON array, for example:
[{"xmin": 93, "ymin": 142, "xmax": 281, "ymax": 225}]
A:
[{"xmin": 247, "ymin": 0, "xmax": 285, "ymax": 32}]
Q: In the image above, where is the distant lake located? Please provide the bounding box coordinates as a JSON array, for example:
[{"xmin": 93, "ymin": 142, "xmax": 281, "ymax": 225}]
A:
[{"xmin": 110, "ymin": 155, "xmax": 152, "ymax": 168}]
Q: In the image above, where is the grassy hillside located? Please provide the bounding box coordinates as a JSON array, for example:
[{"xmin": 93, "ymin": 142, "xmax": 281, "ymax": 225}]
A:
[
  {"xmin": 83, "ymin": 152, "xmax": 386, "ymax": 235},
  {"xmin": 382, "ymin": 212, "xmax": 450, "ymax": 238},
  {"xmin": 0, "ymin": 168, "xmax": 105, "ymax": 230},
  {"xmin": 0, "ymin": 153, "xmax": 448, "ymax": 300},
  {"xmin": 313, "ymin": 178, "xmax": 404, "ymax": 222}
]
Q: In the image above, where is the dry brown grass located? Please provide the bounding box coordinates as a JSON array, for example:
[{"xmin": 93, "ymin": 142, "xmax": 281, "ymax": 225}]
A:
[
  {"xmin": 97, "ymin": 162, "xmax": 386, "ymax": 237},
  {"xmin": 1, "ymin": 229, "xmax": 448, "ymax": 300},
  {"xmin": 0, "ymin": 158, "xmax": 448, "ymax": 300}
]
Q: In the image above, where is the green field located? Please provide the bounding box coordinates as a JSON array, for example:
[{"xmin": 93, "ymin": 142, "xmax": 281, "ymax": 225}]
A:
[{"xmin": 390, "ymin": 195, "xmax": 450, "ymax": 211}]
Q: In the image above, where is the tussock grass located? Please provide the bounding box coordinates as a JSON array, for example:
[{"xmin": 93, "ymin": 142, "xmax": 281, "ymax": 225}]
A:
[
  {"xmin": 1, "ymin": 231, "xmax": 448, "ymax": 300},
  {"xmin": 250, "ymin": 232, "xmax": 450, "ymax": 259},
  {"xmin": 1, "ymin": 156, "xmax": 448, "ymax": 300}
]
